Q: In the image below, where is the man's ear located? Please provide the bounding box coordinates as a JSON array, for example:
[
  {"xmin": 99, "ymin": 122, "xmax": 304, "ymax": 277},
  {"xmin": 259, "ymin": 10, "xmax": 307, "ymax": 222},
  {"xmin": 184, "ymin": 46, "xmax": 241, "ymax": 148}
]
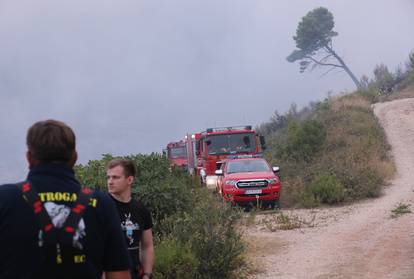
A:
[
  {"xmin": 68, "ymin": 150, "xmax": 78, "ymax": 168},
  {"xmin": 26, "ymin": 151, "xmax": 34, "ymax": 169}
]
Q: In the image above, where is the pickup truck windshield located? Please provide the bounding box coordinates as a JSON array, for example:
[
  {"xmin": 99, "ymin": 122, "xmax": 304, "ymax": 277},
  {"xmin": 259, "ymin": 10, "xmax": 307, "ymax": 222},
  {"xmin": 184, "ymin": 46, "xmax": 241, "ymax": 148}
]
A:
[{"xmin": 226, "ymin": 159, "xmax": 270, "ymax": 173}]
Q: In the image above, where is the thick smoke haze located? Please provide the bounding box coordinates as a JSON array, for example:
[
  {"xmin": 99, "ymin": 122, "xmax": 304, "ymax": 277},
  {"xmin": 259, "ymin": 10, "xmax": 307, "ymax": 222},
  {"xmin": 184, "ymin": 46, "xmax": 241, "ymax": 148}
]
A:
[{"xmin": 1, "ymin": 0, "xmax": 413, "ymax": 182}]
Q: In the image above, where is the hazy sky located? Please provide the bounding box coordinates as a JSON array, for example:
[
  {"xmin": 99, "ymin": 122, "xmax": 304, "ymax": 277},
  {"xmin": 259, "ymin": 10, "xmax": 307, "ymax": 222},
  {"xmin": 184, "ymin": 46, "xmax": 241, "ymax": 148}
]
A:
[{"xmin": 1, "ymin": 0, "xmax": 413, "ymax": 182}]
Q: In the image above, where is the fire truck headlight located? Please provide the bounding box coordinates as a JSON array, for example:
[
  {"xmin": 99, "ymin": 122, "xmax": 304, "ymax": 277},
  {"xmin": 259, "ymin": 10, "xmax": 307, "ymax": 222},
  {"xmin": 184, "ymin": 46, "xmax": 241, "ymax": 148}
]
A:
[
  {"xmin": 206, "ymin": 176, "xmax": 217, "ymax": 188},
  {"xmin": 225, "ymin": 180, "xmax": 237, "ymax": 186}
]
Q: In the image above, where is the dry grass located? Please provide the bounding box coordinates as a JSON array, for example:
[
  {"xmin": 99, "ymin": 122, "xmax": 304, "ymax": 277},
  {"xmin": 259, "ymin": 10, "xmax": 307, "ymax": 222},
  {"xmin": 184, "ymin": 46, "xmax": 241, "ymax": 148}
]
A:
[
  {"xmin": 329, "ymin": 94, "xmax": 371, "ymax": 112},
  {"xmin": 366, "ymin": 152, "xmax": 396, "ymax": 182}
]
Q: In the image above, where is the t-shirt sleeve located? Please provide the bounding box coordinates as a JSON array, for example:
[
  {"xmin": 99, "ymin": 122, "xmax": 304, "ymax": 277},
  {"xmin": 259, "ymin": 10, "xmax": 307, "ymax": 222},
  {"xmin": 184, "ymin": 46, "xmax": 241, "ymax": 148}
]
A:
[
  {"xmin": 141, "ymin": 205, "xmax": 153, "ymax": 231},
  {"xmin": 98, "ymin": 192, "xmax": 130, "ymax": 271}
]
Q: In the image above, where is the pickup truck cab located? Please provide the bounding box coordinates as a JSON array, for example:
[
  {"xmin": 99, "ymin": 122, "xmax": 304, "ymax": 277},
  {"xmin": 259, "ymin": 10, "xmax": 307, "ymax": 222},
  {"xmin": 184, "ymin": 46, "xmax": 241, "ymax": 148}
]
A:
[{"xmin": 215, "ymin": 156, "xmax": 281, "ymax": 209}]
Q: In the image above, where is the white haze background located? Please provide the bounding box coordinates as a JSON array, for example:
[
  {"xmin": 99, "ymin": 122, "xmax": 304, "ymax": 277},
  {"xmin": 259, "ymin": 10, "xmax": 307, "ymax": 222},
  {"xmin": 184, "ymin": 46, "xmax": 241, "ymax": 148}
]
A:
[{"xmin": 1, "ymin": 0, "xmax": 413, "ymax": 182}]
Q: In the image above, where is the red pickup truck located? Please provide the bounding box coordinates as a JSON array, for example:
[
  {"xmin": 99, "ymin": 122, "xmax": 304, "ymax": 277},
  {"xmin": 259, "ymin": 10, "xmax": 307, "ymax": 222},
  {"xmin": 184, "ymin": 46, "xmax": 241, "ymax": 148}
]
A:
[{"xmin": 215, "ymin": 156, "xmax": 281, "ymax": 209}]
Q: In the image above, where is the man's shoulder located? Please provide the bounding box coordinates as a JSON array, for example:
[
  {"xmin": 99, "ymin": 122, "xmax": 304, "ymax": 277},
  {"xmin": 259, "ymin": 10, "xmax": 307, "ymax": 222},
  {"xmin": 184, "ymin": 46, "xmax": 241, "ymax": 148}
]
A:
[
  {"xmin": 130, "ymin": 199, "xmax": 152, "ymax": 216},
  {"xmin": 0, "ymin": 183, "xmax": 21, "ymax": 197},
  {"xmin": 93, "ymin": 190, "xmax": 113, "ymax": 204},
  {"xmin": 0, "ymin": 183, "xmax": 27, "ymax": 212}
]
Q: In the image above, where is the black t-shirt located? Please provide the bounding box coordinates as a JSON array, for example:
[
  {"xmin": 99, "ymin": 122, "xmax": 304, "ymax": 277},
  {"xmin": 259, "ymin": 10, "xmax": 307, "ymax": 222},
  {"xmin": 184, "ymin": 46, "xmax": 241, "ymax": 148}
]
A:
[
  {"xmin": 0, "ymin": 164, "xmax": 130, "ymax": 279},
  {"xmin": 110, "ymin": 196, "xmax": 153, "ymax": 268}
]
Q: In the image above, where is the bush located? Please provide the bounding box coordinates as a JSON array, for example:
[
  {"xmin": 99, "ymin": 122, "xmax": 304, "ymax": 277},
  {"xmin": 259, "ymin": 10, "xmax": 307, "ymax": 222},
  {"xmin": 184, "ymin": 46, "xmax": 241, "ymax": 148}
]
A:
[
  {"xmin": 74, "ymin": 153, "xmax": 172, "ymax": 191},
  {"xmin": 74, "ymin": 154, "xmax": 113, "ymax": 191},
  {"xmin": 300, "ymin": 190, "xmax": 320, "ymax": 208},
  {"xmin": 277, "ymin": 119, "xmax": 326, "ymax": 162},
  {"xmin": 307, "ymin": 173, "xmax": 344, "ymax": 204},
  {"xmin": 341, "ymin": 167, "xmax": 383, "ymax": 199},
  {"xmin": 160, "ymin": 190, "xmax": 245, "ymax": 279},
  {"xmin": 137, "ymin": 175, "xmax": 196, "ymax": 228},
  {"xmin": 153, "ymin": 238, "xmax": 198, "ymax": 279},
  {"xmin": 373, "ymin": 63, "xmax": 395, "ymax": 95}
]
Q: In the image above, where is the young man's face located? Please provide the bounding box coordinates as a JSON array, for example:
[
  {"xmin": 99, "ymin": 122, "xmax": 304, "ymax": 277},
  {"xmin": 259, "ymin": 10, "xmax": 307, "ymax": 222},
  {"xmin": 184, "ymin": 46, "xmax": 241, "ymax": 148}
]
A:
[{"xmin": 107, "ymin": 165, "xmax": 133, "ymax": 196}]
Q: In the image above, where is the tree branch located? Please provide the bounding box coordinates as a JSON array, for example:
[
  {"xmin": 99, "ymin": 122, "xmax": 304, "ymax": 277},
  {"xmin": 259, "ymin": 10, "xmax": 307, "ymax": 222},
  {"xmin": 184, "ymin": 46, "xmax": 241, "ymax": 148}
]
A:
[
  {"xmin": 320, "ymin": 66, "xmax": 341, "ymax": 77},
  {"xmin": 304, "ymin": 56, "xmax": 342, "ymax": 68},
  {"xmin": 320, "ymin": 54, "xmax": 333, "ymax": 64}
]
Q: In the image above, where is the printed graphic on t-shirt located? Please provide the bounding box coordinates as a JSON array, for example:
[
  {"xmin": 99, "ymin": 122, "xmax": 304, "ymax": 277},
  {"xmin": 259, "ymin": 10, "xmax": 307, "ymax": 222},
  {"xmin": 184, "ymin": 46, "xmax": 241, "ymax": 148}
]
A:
[
  {"xmin": 121, "ymin": 213, "xmax": 140, "ymax": 245},
  {"xmin": 43, "ymin": 202, "xmax": 86, "ymax": 249}
]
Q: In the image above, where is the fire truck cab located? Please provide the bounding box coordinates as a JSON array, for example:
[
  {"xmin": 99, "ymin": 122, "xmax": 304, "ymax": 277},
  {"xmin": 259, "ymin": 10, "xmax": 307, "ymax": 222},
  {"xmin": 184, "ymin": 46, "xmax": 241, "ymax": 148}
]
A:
[
  {"xmin": 165, "ymin": 140, "xmax": 188, "ymax": 171},
  {"xmin": 186, "ymin": 125, "xmax": 266, "ymax": 188}
]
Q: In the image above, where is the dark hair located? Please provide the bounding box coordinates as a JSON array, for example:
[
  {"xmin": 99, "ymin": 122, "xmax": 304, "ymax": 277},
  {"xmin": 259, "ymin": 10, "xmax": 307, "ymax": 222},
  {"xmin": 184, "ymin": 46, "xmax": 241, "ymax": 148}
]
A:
[
  {"xmin": 26, "ymin": 119, "xmax": 76, "ymax": 163},
  {"xmin": 106, "ymin": 159, "xmax": 137, "ymax": 178}
]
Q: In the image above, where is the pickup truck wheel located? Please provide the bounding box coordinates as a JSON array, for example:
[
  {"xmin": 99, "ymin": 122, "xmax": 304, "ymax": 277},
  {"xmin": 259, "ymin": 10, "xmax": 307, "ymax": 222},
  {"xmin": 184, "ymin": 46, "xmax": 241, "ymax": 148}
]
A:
[
  {"xmin": 243, "ymin": 204, "xmax": 252, "ymax": 212},
  {"xmin": 271, "ymin": 201, "xmax": 280, "ymax": 209}
]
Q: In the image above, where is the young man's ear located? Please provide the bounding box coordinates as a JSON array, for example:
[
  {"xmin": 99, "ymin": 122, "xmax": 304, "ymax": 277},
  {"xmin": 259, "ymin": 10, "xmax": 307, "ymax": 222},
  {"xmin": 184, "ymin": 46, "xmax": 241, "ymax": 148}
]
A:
[{"xmin": 127, "ymin": 176, "xmax": 134, "ymax": 186}]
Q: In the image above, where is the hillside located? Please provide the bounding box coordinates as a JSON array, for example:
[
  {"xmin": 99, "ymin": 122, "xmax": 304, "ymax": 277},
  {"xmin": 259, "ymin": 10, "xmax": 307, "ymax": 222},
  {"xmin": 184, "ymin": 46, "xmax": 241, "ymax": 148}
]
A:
[{"xmin": 246, "ymin": 96, "xmax": 414, "ymax": 279}]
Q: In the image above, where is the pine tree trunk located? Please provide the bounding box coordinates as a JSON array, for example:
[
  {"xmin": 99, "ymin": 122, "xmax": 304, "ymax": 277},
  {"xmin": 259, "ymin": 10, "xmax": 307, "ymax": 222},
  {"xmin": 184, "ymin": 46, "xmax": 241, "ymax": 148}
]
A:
[{"xmin": 326, "ymin": 46, "xmax": 361, "ymax": 89}]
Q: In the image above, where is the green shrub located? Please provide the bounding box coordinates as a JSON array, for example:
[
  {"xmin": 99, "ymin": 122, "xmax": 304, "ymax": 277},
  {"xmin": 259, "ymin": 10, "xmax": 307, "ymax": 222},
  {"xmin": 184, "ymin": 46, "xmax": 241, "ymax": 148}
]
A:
[
  {"xmin": 74, "ymin": 154, "xmax": 114, "ymax": 191},
  {"xmin": 342, "ymin": 167, "xmax": 383, "ymax": 199},
  {"xmin": 307, "ymin": 173, "xmax": 344, "ymax": 204},
  {"xmin": 153, "ymin": 238, "xmax": 198, "ymax": 279},
  {"xmin": 278, "ymin": 119, "xmax": 326, "ymax": 162},
  {"xmin": 74, "ymin": 153, "xmax": 171, "ymax": 190},
  {"xmin": 390, "ymin": 203, "xmax": 411, "ymax": 218},
  {"xmin": 373, "ymin": 63, "xmax": 395, "ymax": 94},
  {"xmin": 138, "ymin": 175, "xmax": 195, "ymax": 227},
  {"xmin": 300, "ymin": 190, "xmax": 320, "ymax": 208},
  {"xmin": 357, "ymin": 88, "xmax": 379, "ymax": 103},
  {"xmin": 161, "ymin": 190, "xmax": 245, "ymax": 279}
]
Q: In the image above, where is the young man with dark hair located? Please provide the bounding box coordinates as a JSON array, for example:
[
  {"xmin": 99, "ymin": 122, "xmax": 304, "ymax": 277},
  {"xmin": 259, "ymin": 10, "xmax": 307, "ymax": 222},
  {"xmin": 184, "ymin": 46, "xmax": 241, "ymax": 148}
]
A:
[
  {"xmin": 106, "ymin": 159, "xmax": 154, "ymax": 279},
  {"xmin": 0, "ymin": 119, "xmax": 131, "ymax": 279}
]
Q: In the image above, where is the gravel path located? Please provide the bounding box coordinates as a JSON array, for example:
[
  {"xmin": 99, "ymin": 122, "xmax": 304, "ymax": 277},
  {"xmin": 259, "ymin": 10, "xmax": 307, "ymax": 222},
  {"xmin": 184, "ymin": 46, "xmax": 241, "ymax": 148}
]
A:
[{"xmin": 247, "ymin": 97, "xmax": 414, "ymax": 279}]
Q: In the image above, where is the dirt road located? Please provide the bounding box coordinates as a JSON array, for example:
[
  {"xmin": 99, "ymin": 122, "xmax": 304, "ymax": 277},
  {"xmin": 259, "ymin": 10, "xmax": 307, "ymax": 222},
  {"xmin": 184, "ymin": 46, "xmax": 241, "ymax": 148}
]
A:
[{"xmin": 247, "ymin": 98, "xmax": 414, "ymax": 279}]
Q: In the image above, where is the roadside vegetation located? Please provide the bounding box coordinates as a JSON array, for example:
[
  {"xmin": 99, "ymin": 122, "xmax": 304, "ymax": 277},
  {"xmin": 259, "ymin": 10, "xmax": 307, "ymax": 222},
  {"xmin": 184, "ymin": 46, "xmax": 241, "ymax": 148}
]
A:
[
  {"xmin": 75, "ymin": 154, "xmax": 246, "ymax": 279},
  {"xmin": 258, "ymin": 50, "xmax": 414, "ymax": 208}
]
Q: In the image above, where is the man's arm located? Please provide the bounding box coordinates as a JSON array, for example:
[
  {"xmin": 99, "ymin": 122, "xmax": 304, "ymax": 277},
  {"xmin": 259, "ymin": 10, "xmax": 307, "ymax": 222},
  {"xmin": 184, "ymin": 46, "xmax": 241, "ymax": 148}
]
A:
[
  {"xmin": 99, "ymin": 192, "xmax": 131, "ymax": 276},
  {"xmin": 141, "ymin": 228, "xmax": 154, "ymax": 278},
  {"xmin": 105, "ymin": 270, "xmax": 131, "ymax": 279}
]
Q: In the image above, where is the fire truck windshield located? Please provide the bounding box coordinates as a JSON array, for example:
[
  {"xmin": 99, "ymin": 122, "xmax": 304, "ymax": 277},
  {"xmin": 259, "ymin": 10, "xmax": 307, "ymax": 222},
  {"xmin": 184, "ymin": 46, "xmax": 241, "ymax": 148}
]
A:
[
  {"xmin": 206, "ymin": 133, "xmax": 256, "ymax": 155},
  {"xmin": 169, "ymin": 146, "xmax": 186, "ymax": 158}
]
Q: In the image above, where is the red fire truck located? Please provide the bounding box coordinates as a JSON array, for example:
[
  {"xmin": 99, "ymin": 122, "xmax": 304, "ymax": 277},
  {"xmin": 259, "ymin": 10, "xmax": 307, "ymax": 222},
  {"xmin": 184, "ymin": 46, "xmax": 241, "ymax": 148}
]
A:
[
  {"xmin": 165, "ymin": 140, "xmax": 188, "ymax": 171},
  {"xmin": 185, "ymin": 126, "xmax": 266, "ymax": 188}
]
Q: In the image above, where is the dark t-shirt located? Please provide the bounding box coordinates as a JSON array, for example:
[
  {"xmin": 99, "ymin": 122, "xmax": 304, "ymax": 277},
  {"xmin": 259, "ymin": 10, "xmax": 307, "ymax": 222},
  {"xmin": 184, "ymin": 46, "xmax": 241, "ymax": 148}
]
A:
[
  {"xmin": 0, "ymin": 164, "xmax": 130, "ymax": 279},
  {"xmin": 110, "ymin": 196, "xmax": 153, "ymax": 268}
]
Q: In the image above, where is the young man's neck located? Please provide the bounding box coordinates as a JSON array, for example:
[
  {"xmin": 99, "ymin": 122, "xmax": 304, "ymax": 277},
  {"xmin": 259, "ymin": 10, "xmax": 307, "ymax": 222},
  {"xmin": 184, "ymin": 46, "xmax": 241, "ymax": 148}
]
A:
[{"xmin": 110, "ymin": 191, "xmax": 132, "ymax": 203}]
